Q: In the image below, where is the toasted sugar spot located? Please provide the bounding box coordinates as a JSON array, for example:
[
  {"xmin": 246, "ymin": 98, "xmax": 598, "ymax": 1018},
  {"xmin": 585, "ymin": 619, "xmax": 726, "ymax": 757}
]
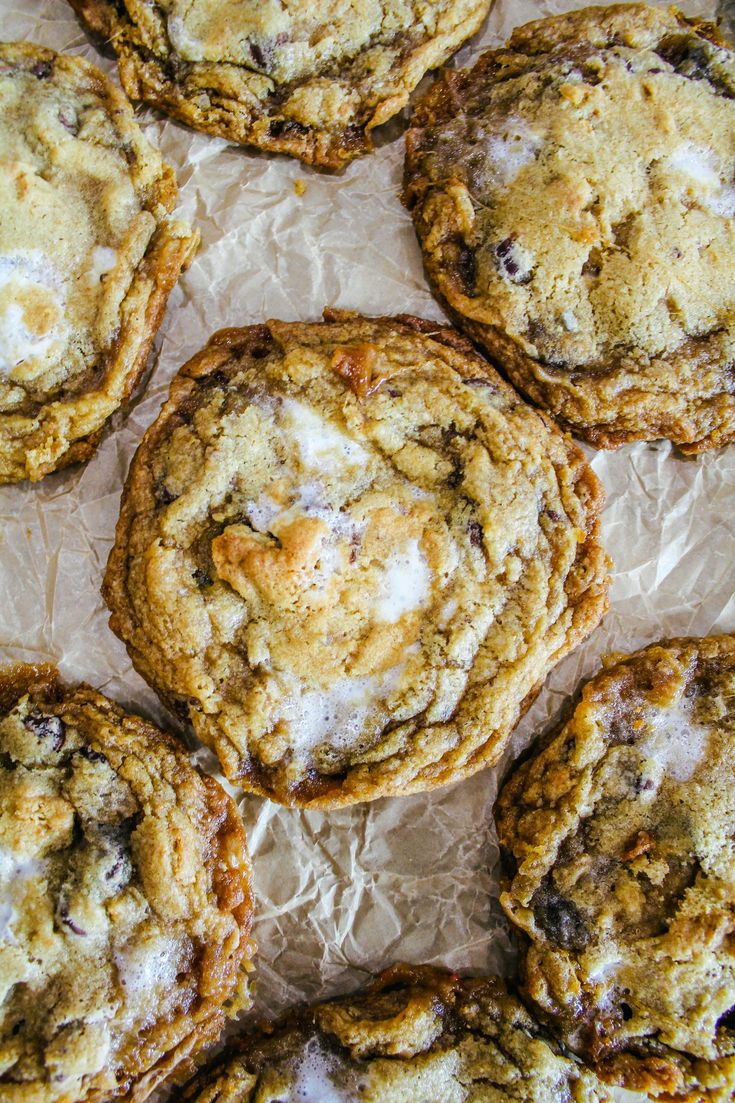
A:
[
  {"xmin": 637, "ymin": 697, "xmax": 710, "ymax": 783},
  {"xmin": 280, "ymin": 398, "xmax": 368, "ymax": 472},
  {"xmin": 374, "ymin": 539, "xmax": 431, "ymax": 623}
]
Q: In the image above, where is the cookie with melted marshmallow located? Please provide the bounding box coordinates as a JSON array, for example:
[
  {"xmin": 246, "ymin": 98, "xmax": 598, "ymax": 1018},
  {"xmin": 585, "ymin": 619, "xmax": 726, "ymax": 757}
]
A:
[
  {"xmin": 404, "ymin": 4, "xmax": 735, "ymax": 452},
  {"xmin": 67, "ymin": 0, "xmax": 491, "ymax": 170},
  {"xmin": 103, "ymin": 310, "xmax": 609, "ymax": 808},
  {"xmin": 0, "ymin": 43, "xmax": 198, "ymax": 483},
  {"xmin": 179, "ymin": 963, "xmax": 613, "ymax": 1103},
  {"xmin": 0, "ymin": 663, "xmax": 254, "ymax": 1103},
  {"xmin": 496, "ymin": 634, "xmax": 735, "ymax": 1101}
]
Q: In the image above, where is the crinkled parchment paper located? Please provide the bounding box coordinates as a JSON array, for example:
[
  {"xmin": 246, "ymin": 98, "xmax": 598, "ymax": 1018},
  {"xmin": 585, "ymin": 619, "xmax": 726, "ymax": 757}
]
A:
[{"xmin": 1, "ymin": 0, "xmax": 734, "ymax": 1097}]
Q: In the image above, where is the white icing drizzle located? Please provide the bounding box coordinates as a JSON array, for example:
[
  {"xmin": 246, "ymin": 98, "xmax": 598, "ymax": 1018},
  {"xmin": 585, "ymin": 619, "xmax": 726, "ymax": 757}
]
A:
[
  {"xmin": 637, "ymin": 697, "xmax": 710, "ymax": 783},
  {"xmin": 375, "ymin": 539, "xmax": 431, "ymax": 622}
]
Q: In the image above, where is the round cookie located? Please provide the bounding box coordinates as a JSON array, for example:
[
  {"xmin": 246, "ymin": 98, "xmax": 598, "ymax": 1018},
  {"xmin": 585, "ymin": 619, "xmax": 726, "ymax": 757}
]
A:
[
  {"xmin": 0, "ymin": 663, "xmax": 254, "ymax": 1103},
  {"xmin": 179, "ymin": 963, "xmax": 613, "ymax": 1102},
  {"xmin": 0, "ymin": 43, "xmax": 198, "ymax": 484},
  {"xmin": 404, "ymin": 4, "xmax": 735, "ymax": 452},
  {"xmin": 495, "ymin": 634, "xmax": 735, "ymax": 1100},
  {"xmin": 103, "ymin": 311, "xmax": 609, "ymax": 808},
  {"xmin": 67, "ymin": 0, "xmax": 492, "ymax": 170}
]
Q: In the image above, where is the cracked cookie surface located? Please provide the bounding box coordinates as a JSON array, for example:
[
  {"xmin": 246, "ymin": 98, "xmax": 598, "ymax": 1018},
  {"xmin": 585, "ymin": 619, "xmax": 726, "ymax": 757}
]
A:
[
  {"xmin": 495, "ymin": 634, "xmax": 735, "ymax": 1101},
  {"xmin": 68, "ymin": 0, "xmax": 491, "ymax": 170},
  {"xmin": 103, "ymin": 311, "xmax": 609, "ymax": 808},
  {"xmin": 0, "ymin": 43, "xmax": 198, "ymax": 484},
  {"xmin": 179, "ymin": 963, "xmax": 613, "ymax": 1102},
  {"xmin": 0, "ymin": 663, "xmax": 253, "ymax": 1103},
  {"xmin": 404, "ymin": 4, "xmax": 735, "ymax": 452}
]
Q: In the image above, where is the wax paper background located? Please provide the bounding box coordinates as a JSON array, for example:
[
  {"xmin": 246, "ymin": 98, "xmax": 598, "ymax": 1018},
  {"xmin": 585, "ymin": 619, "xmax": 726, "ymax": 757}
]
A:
[{"xmin": 1, "ymin": 0, "xmax": 734, "ymax": 1098}]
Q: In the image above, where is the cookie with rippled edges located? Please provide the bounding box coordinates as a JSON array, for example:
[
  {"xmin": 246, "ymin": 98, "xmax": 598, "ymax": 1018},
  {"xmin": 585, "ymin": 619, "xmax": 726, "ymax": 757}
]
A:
[
  {"xmin": 67, "ymin": 0, "xmax": 492, "ymax": 171},
  {"xmin": 179, "ymin": 963, "xmax": 613, "ymax": 1102},
  {"xmin": 0, "ymin": 663, "xmax": 254, "ymax": 1103},
  {"xmin": 102, "ymin": 310, "xmax": 609, "ymax": 809},
  {"xmin": 0, "ymin": 43, "xmax": 198, "ymax": 484},
  {"xmin": 495, "ymin": 634, "xmax": 735, "ymax": 1101},
  {"xmin": 404, "ymin": 4, "xmax": 735, "ymax": 453}
]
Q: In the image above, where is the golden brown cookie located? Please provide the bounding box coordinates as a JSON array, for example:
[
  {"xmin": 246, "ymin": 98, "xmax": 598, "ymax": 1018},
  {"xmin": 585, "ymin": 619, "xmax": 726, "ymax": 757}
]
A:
[
  {"xmin": 67, "ymin": 0, "xmax": 492, "ymax": 170},
  {"xmin": 404, "ymin": 4, "xmax": 735, "ymax": 452},
  {"xmin": 495, "ymin": 634, "xmax": 735, "ymax": 1101},
  {"xmin": 179, "ymin": 963, "xmax": 613, "ymax": 1102},
  {"xmin": 0, "ymin": 43, "xmax": 198, "ymax": 484},
  {"xmin": 103, "ymin": 310, "xmax": 609, "ymax": 808},
  {"xmin": 0, "ymin": 663, "xmax": 254, "ymax": 1103}
]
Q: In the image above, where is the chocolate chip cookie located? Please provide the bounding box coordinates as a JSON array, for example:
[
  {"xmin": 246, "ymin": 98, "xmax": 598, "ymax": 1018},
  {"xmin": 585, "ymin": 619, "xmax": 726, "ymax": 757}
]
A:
[
  {"xmin": 102, "ymin": 311, "xmax": 609, "ymax": 809},
  {"xmin": 0, "ymin": 663, "xmax": 254, "ymax": 1103},
  {"xmin": 179, "ymin": 963, "xmax": 613, "ymax": 1102},
  {"xmin": 67, "ymin": 0, "xmax": 491, "ymax": 170},
  {"xmin": 404, "ymin": 4, "xmax": 735, "ymax": 452},
  {"xmin": 496, "ymin": 634, "xmax": 735, "ymax": 1100},
  {"xmin": 0, "ymin": 43, "xmax": 198, "ymax": 484}
]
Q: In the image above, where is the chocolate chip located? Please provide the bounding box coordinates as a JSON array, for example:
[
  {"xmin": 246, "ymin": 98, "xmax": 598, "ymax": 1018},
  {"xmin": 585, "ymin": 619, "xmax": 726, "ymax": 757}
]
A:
[
  {"xmin": 31, "ymin": 60, "xmax": 52, "ymax": 80},
  {"xmin": 621, "ymin": 1002, "xmax": 633, "ymax": 1020},
  {"xmin": 58, "ymin": 107, "xmax": 78, "ymax": 134},
  {"xmin": 447, "ymin": 457, "xmax": 464, "ymax": 487},
  {"xmin": 531, "ymin": 877, "xmax": 590, "ymax": 950},
  {"xmin": 24, "ymin": 709, "xmax": 65, "ymax": 752},
  {"xmin": 58, "ymin": 900, "xmax": 87, "ymax": 937},
  {"xmin": 250, "ymin": 42, "xmax": 267, "ymax": 67},
  {"xmin": 456, "ymin": 244, "xmax": 477, "ymax": 296},
  {"xmin": 468, "ymin": 520, "xmax": 483, "ymax": 547},
  {"xmin": 192, "ymin": 567, "xmax": 213, "ymax": 588},
  {"xmin": 544, "ymin": 508, "xmax": 562, "ymax": 522},
  {"xmin": 495, "ymin": 237, "xmax": 532, "ymax": 284},
  {"xmin": 268, "ymin": 119, "xmax": 309, "ymax": 139},
  {"xmin": 77, "ymin": 746, "xmax": 107, "ymax": 764},
  {"xmin": 156, "ymin": 481, "xmax": 177, "ymax": 506}
]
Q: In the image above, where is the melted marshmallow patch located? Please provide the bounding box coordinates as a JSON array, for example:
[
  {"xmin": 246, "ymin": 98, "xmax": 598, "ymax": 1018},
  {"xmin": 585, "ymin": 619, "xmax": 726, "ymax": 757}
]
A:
[
  {"xmin": 289, "ymin": 1038, "xmax": 350, "ymax": 1103},
  {"xmin": 280, "ymin": 399, "xmax": 368, "ymax": 473},
  {"xmin": 277, "ymin": 666, "xmax": 403, "ymax": 759},
  {"xmin": 637, "ymin": 697, "xmax": 711, "ymax": 783},
  {"xmin": 666, "ymin": 143, "xmax": 735, "ymax": 217},
  {"xmin": 0, "ymin": 253, "xmax": 68, "ymax": 375},
  {"xmin": 486, "ymin": 120, "xmax": 543, "ymax": 186},
  {"xmin": 375, "ymin": 539, "xmax": 431, "ymax": 622}
]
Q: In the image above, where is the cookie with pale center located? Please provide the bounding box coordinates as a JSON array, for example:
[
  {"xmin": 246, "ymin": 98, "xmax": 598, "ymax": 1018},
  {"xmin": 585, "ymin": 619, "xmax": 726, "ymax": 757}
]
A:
[
  {"xmin": 404, "ymin": 4, "xmax": 735, "ymax": 452},
  {"xmin": 496, "ymin": 634, "xmax": 735, "ymax": 1101},
  {"xmin": 0, "ymin": 43, "xmax": 198, "ymax": 484},
  {"xmin": 0, "ymin": 663, "xmax": 254, "ymax": 1103},
  {"xmin": 178, "ymin": 963, "xmax": 613, "ymax": 1102},
  {"xmin": 103, "ymin": 311, "xmax": 609, "ymax": 808},
  {"xmin": 67, "ymin": 0, "xmax": 492, "ymax": 170}
]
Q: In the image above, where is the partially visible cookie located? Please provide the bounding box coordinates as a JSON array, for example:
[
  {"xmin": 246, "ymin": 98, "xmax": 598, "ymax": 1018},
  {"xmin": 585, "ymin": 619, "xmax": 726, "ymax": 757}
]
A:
[
  {"xmin": 404, "ymin": 4, "xmax": 735, "ymax": 452},
  {"xmin": 179, "ymin": 963, "xmax": 613, "ymax": 1102},
  {"xmin": 496, "ymin": 635, "xmax": 735, "ymax": 1101},
  {"xmin": 67, "ymin": 0, "xmax": 492, "ymax": 170},
  {"xmin": 0, "ymin": 43, "xmax": 198, "ymax": 484},
  {"xmin": 103, "ymin": 310, "xmax": 609, "ymax": 808},
  {"xmin": 0, "ymin": 663, "xmax": 254, "ymax": 1103}
]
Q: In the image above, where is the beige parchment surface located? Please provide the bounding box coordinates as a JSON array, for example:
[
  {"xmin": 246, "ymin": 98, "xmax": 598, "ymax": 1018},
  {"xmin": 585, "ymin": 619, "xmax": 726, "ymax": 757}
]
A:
[{"xmin": 1, "ymin": 1, "xmax": 733, "ymax": 1099}]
